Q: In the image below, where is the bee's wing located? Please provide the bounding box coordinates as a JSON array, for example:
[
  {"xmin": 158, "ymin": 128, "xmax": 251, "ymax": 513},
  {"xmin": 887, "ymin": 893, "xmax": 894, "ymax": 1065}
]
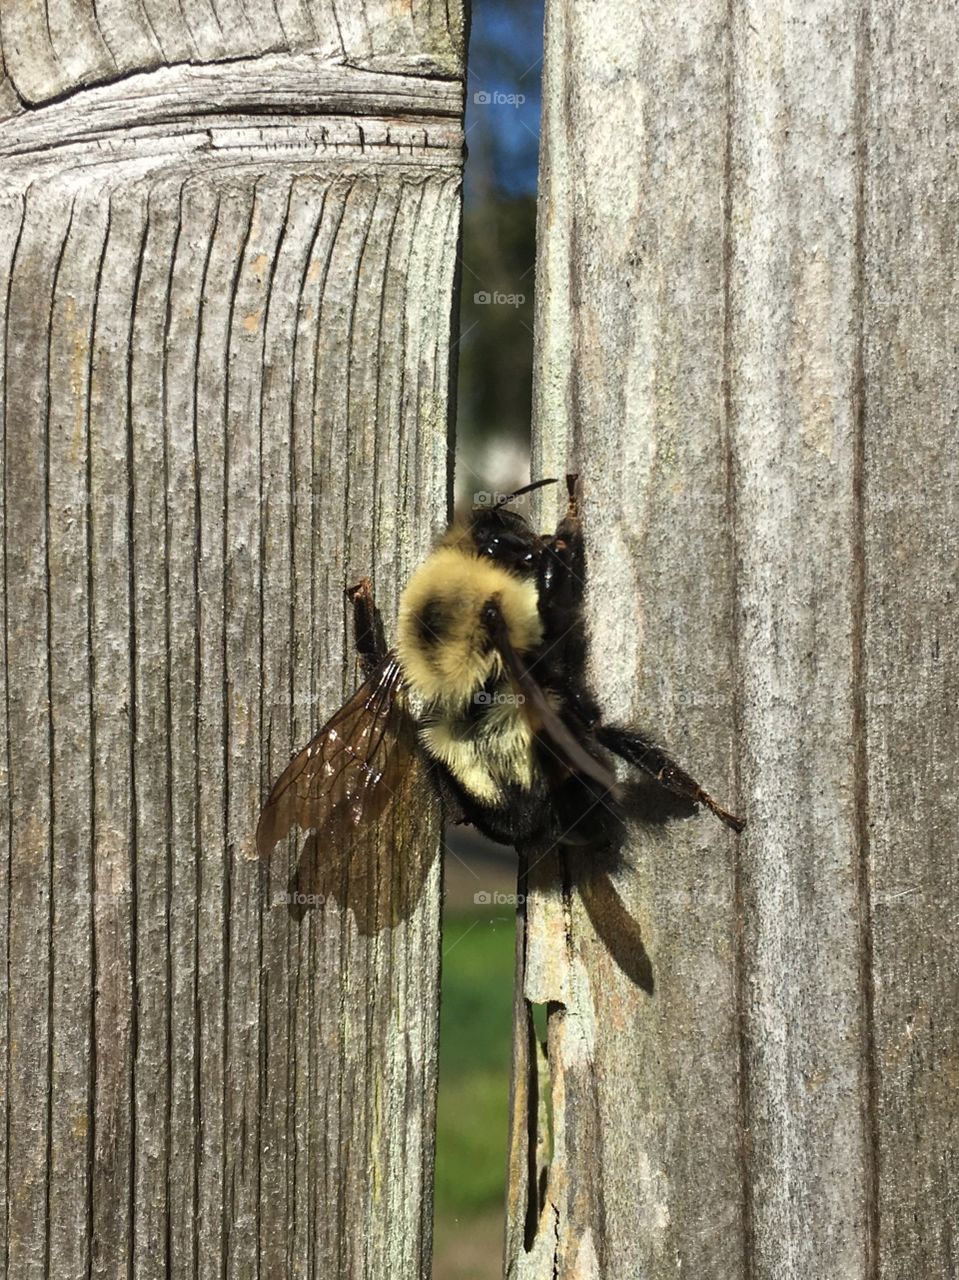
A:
[
  {"xmin": 256, "ymin": 656, "xmax": 416, "ymax": 858},
  {"xmin": 482, "ymin": 600, "xmax": 618, "ymax": 793}
]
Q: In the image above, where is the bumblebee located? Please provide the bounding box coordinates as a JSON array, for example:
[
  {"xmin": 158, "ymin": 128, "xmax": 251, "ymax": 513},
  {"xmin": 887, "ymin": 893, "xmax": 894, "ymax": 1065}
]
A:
[{"xmin": 256, "ymin": 476, "xmax": 743, "ymax": 872}]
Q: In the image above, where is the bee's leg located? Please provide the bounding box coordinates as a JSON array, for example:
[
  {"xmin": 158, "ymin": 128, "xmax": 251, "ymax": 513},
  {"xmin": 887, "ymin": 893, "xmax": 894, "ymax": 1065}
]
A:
[
  {"xmin": 535, "ymin": 476, "xmax": 594, "ymax": 703},
  {"xmin": 555, "ymin": 472, "xmax": 582, "ymax": 538},
  {"xmin": 346, "ymin": 577, "xmax": 388, "ymax": 677},
  {"xmin": 537, "ymin": 473, "xmax": 584, "ymax": 609},
  {"xmin": 595, "ymin": 723, "xmax": 745, "ymax": 833}
]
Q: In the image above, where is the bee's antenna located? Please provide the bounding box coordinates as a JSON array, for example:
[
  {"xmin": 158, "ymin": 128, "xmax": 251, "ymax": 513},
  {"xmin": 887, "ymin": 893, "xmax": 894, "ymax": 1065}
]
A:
[{"xmin": 491, "ymin": 477, "xmax": 558, "ymax": 511}]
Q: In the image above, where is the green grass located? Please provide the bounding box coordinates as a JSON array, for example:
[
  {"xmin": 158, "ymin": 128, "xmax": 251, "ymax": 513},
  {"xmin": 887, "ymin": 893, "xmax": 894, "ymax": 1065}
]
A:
[{"xmin": 434, "ymin": 909, "xmax": 517, "ymax": 1217}]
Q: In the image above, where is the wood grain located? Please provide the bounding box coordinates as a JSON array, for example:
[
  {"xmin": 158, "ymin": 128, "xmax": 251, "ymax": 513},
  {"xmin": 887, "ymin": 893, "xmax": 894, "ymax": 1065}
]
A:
[
  {"xmin": 0, "ymin": 0, "xmax": 463, "ymax": 104},
  {"xmin": 0, "ymin": 3, "xmax": 463, "ymax": 1274},
  {"xmin": 861, "ymin": 4, "xmax": 959, "ymax": 1274},
  {"xmin": 515, "ymin": 1, "xmax": 958, "ymax": 1277}
]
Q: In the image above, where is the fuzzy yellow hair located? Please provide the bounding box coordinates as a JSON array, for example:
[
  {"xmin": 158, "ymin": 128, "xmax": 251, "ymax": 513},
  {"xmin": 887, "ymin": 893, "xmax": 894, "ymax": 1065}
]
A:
[
  {"xmin": 396, "ymin": 545, "xmax": 543, "ymax": 707},
  {"xmin": 420, "ymin": 698, "xmax": 536, "ymax": 802}
]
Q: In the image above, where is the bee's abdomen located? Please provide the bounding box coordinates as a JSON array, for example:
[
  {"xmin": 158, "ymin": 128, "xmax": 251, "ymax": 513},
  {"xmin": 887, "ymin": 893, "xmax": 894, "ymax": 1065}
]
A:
[{"xmin": 419, "ymin": 691, "xmax": 536, "ymax": 803}]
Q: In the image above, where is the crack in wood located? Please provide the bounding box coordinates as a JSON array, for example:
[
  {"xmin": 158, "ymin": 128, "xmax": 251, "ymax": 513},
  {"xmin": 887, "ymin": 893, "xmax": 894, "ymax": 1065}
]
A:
[{"xmin": 0, "ymin": 54, "xmax": 463, "ymax": 163}]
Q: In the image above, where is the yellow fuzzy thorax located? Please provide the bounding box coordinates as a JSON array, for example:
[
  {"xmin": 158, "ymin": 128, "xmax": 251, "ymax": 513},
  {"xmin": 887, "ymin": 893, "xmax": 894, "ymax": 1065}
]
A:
[{"xmin": 396, "ymin": 544, "xmax": 543, "ymax": 707}]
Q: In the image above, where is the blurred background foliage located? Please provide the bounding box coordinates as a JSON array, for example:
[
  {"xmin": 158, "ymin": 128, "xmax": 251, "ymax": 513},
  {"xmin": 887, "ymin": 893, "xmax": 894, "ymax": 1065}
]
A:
[{"xmin": 434, "ymin": 2, "xmax": 544, "ymax": 1275}]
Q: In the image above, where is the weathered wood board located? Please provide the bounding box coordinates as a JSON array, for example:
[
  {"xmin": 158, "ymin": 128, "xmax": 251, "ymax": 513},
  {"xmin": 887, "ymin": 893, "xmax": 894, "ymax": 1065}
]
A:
[
  {"xmin": 0, "ymin": 4, "xmax": 464, "ymax": 1276},
  {"xmin": 510, "ymin": 2, "xmax": 958, "ymax": 1278}
]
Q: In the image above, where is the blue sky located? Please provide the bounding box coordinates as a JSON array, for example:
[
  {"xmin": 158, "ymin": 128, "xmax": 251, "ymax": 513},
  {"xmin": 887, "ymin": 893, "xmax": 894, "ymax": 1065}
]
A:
[{"xmin": 464, "ymin": 0, "xmax": 545, "ymax": 200}]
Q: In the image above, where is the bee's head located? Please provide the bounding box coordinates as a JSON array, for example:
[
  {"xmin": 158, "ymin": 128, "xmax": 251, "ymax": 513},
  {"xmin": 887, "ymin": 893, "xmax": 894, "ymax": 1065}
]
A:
[
  {"xmin": 450, "ymin": 478, "xmax": 556, "ymax": 576},
  {"xmin": 467, "ymin": 506, "xmax": 542, "ymax": 576}
]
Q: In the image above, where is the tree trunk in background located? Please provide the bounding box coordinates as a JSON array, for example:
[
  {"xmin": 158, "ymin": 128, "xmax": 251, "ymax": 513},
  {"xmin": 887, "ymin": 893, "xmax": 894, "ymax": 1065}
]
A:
[
  {"xmin": 0, "ymin": 5, "xmax": 463, "ymax": 1277},
  {"xmin": 508, "ymin": 2, "xmax": 957, "ymax": 1277}
]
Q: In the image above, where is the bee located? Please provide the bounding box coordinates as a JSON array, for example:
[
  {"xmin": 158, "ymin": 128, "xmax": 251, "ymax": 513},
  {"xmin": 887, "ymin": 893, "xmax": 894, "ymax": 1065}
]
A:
[{"xmin": 256, "ymin": 475, "xmax": 744, "ymax": 887}]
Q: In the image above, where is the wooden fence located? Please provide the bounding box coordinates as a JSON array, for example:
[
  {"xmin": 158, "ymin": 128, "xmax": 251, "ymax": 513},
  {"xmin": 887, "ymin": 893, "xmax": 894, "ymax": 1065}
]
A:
[
  {"xmin": 515, "ymin": 1, "xmax": 958, "ymax": 1277},
  {"xmin": 0, "ymin": 3, "xmax": 463, "ymax": 1276},
  {"xmin": 1, "ymin": 1, "xmax": 956, "ymax": 1279}
]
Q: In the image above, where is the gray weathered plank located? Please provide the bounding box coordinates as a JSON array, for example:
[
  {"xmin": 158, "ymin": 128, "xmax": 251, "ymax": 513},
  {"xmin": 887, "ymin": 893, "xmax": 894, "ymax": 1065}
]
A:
[
  {"xmin": 130, "ymin": 182, "xmax": 179, "ymax": 1279},
  {"xmin": 164, "ymin": 177, "xmax": 217, "ymax": 1277},
  {"xmin": 0, "ymin": 0, "xmax": 462, "ymax": 103},
  {"xmin": 512, "ymin": 2, "xmax": 744, "ymax": 1276},
  {"xmin": 0, "ymin": 57, "xmax": 462, "ymax": 160},
  {"xmin": 0, "ymin": 192, "xmax": 22, "ymax": 1279},
  {"xmin": 5, "ymin": 190, "xmax": 78, "ymax": 1280},
  {"xmin": 257, "ymin": 174, "xmax": 326, "ymax": 1278},
  {"xmin": 88, "ymin": 185, "xmax": 143, "ymax": 1280},
  {"xmin": 0, "ymin": 4, "xmax": 463, "ymax": 1275},
  {"xmin": 863, "ymin": 3, "xmax": 959, "ymax": 1275},
  {"xmin": 729, "ymin": 5, "xmax": 871, "ymax": 1272},
  {"xmin": 517, "ymin": 1, "xmax": 958, "ymax": 1277},
  {"xmin": 47, "ymin": 192, "xmax": 107, "ymax": 1280}
]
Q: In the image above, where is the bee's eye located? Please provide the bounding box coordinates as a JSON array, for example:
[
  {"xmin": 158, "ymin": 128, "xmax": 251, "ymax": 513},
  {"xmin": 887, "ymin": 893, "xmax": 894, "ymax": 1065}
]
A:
[{"xmin": 481, "ymin": 537, "xmax": 500, "ymax": 556}]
